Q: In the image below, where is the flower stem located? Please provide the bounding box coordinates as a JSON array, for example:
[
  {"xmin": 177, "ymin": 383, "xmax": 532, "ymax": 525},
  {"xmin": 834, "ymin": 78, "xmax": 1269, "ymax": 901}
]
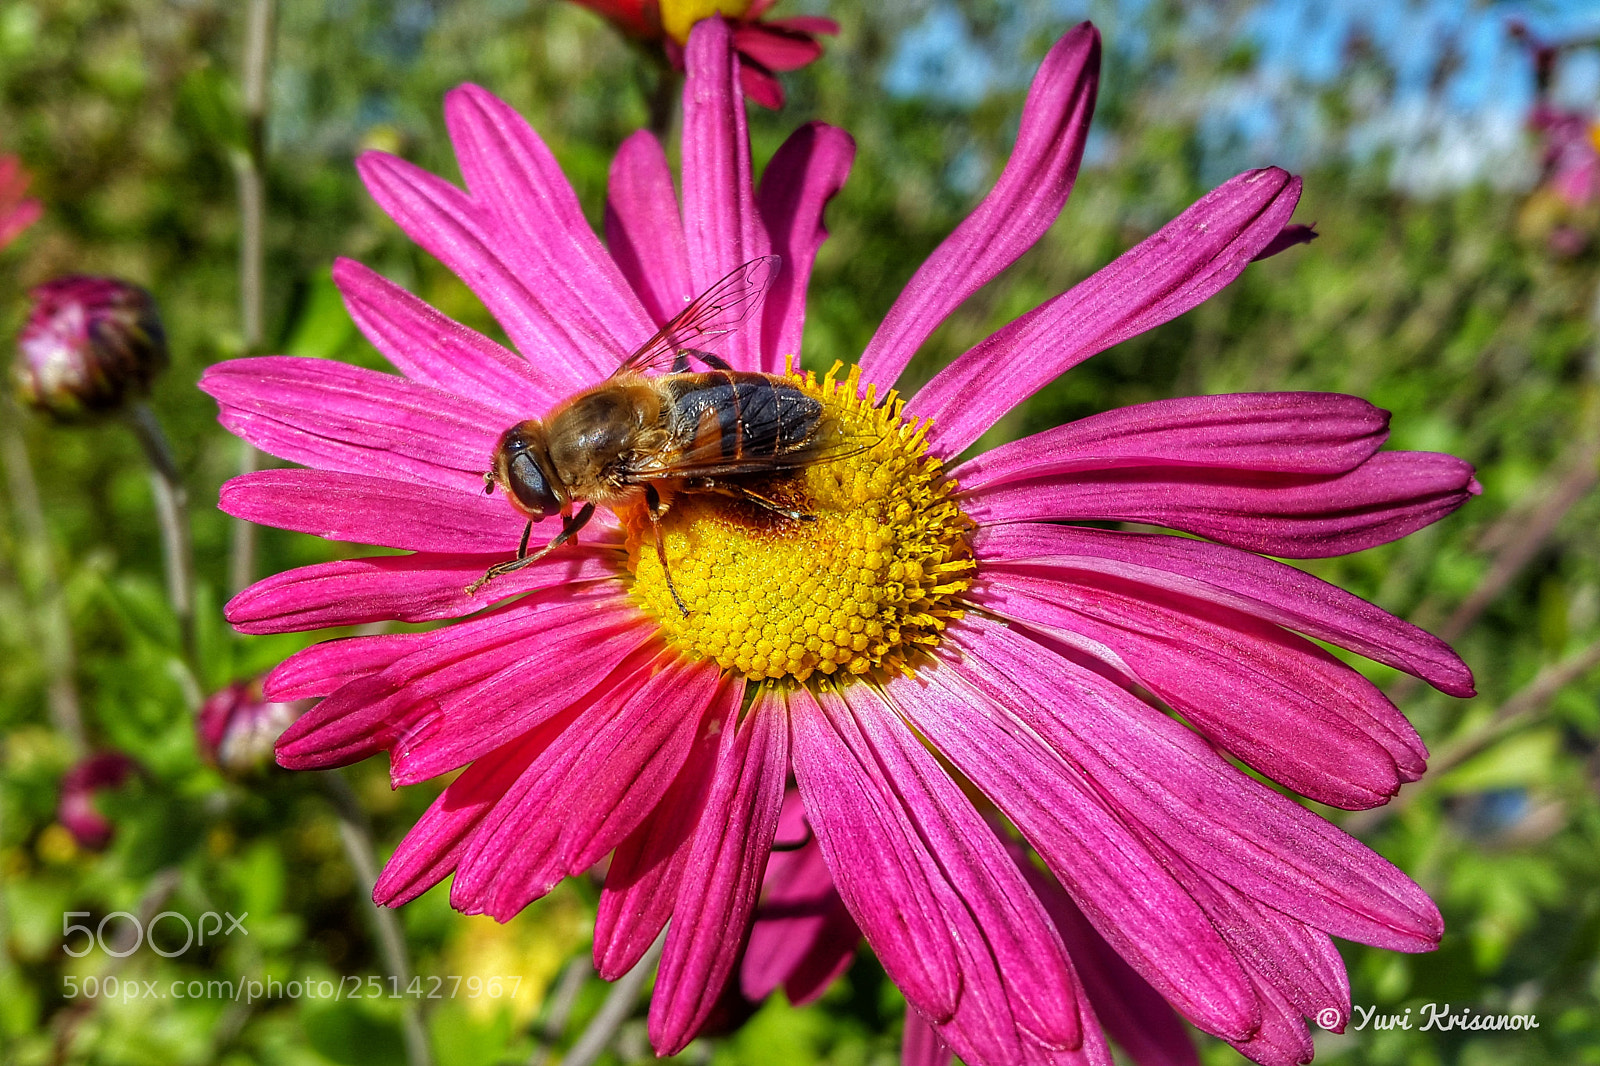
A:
[
  {"xmin": 127, "ymin": 401, "xmax": 197, "ymax": 667},
  {"xmin": 0, "ymin": 395, "xmax": 86, "ymax": 755},
  {"xmin": 322, "ymin": 772, "xmax": 434, "ymax": 1066},
  {"xmin": 230, "ymin": 0, "xmax": 275, "ymax": 595},
  {"xmin": 559, "ymin": 931, "xmax": 665, "ymax": 1066},
  {"xmin": 526, "ymin": 954, "xmax": 593, "ymax": 1066},
  {"xmin": 646, "ymin": 53, "xmax": 679, "ymax": 141}
]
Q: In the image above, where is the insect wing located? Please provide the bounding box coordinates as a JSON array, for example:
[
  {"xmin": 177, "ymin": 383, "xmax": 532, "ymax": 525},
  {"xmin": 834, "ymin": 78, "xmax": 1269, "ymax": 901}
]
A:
[
  {"xmin": 624, "ymin": 389, "xmax": 876, "ymax": 482},
  {"xmin": 625, "ymin": 431, "xmax": 878, "ymax": 482},
  {"xmin": 612, "ymin": 256, "xmax": 780, "ymax": 377}
]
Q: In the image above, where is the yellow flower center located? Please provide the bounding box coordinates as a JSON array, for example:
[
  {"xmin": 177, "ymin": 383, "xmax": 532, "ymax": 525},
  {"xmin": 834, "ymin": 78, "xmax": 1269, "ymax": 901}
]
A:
[
  {"xmin": 660, "ymin": 0, "xmax": 756, "ymax": 44},
  {"xmin": 622, "ymin": 363, "xmax": 975, "ymax": 683}
]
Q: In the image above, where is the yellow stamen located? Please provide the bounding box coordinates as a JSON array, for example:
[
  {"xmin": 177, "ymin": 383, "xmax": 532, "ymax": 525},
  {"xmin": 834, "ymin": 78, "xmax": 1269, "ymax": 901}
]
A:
[{"xmin": 623, "ymin": 363, "xmax": 976, "ymax": 683}]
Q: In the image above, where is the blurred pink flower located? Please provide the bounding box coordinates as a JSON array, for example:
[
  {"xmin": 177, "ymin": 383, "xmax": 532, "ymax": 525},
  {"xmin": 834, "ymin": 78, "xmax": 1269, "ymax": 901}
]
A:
[
  {"xmin": 206, "ymin": 18, "xmax": 1476, "ymax": 1065},
  {"xmin": 14, "ymin": 275, "xmax": 168, "ymax": 420},
  {"xmin": 197, "ymin": 680, "xmax": 308, "ymax": 772},
  {"xmin": 1529, "ymin": 102, "xmax": 1600, "ymax": 208},
  {"xmin": 57, "ymin": 752, "xmax": 138, "ymax": 851},
  {"xmin": 0, "ymin": 154, "xmax": 41, "ymax": 250},
  {"xmin": 568, "ymin": 0, "xmax": 837, "ymax": 108}
]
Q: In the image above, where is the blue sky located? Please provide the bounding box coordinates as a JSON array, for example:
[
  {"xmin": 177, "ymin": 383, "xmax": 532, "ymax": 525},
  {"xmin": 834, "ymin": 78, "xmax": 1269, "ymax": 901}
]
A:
[{"xmin": 883, "ymin": 0, "xmax": 1600, "ymax": 192}]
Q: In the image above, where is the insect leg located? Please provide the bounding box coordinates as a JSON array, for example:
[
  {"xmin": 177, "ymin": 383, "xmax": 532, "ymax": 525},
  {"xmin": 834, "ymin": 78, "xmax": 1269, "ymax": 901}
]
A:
[
  {"xmin": 515, "ymin": 519, "xmax": 533, "ymax": 559},
  {"xmin": 466, "ymin": 503, "xmax": 596, "ymax": 594},
  {"xmin": 699, "ymin": 480, "xmax": 815, "ymax": 522},
  {"xmin": 645, "ymin": 484, "xmax": 690, "ymax": 617},
  {"xmin": 670, "ymin": 351, "xmax": 690, "ymax": 373}
]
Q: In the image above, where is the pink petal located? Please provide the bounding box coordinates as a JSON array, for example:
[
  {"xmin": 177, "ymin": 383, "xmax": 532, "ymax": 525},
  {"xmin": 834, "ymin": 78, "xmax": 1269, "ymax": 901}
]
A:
[
  {"xmin": 734, "ymin": 23, "xmax": 823, "ymax": 71},
  {"xmin": 764, "ymin": 16, "xmax": 840, "ymax": 37},
  {"xmin": 387, "ymin": 618, "xmax": 652, "ymax": 787},
  {"xmin": 225, "ymin": 544, "xmax": 621, "ymax": 635},
  {"xmin": 1086, "ymin": 805, "xmax": 1350, "ymax": 1033},
  {"xmin": 444, "ymin": 696, "xmax": 591, "ymax": 918},
  {"xmin": 841, "ymin": 683, "xmax": 1086, "ymax": 1052},
  {"xmin": 219, "ymin": 469, "xmax": 526, "ymax": 555},
  {"xmin": 274, "ymin": 588, "xmax": 641, "ymax": 775},
  {"xmin": 964, "ymin": 450, "xmax": 1479, "ymax": 559},
  {"xmin": 951, "ymin": 618, "xmax": 1444, "ymax": 952},
  {"xmin": 902, "ymin": 1011, "xmax": 955, "ymax": 1066},
  {"xmin": 372, "ymin": 727, "xmax": 554, "ymax": 907},
  {"xmin": 681, "ymin": 17, "xmax": 774, "ymax": 371},
  {"xmin": 264, "ymin": 632, "xmax": 423, "ymax": 701},
  {"xmin": 355, "ymin": 150, "xmax": 609, "ymax": 390},
  {"xmin": 788, "ymin": 686, "xmax": 962, "ymax": 1028},
  {"xmin": 779, "ymin": 914, "xmax": 858, "ymax": 1005},
  {"xmin": 450, "ymin": 654, "xmax": 724, "ymax": 920},
  {"xmin": 595, "ymin": 708, "xmax": 728, "ymax": 979},
  {"xmin": 1252, "ymin": 222, "xmax": 1317, "ymax": 261},
  {"xmin": 884, "ymin": 670, "xmax": 1259, "ymax": 1041},
  {"xmin": 443, "ymin": 84, "xmax": 656, "ymax": 382},
  {"xmin": 739, "ymin": 63, "xmax": 786, "ymax": 110},
  {"xmin": 976, "ymin": 572, "xmax": 1419, "ymax": 807},
  {"xmin": 1151, "ymin": 846, "xmax": 1349, "ymax": 1033},
  {"xmin": 911, "ymin": 168, "xmax": 1303, "ymax": 455},
  {"xmin": 800, "ymin": 686, "xmax": 1024, "ymax": 1066},
  {"xmin": 557, "ymin": 667, "xmax": 737, "ymax": 872},
  {"xmin": 858, "ymin": 24, "xmax": 1100, "ymax": 389},
  {"xmin": 974, "ymin": 522, "xmax": 1473, "ymax": 697},
  {"xmin": 954, "ymin": 393, "xmax": 1389, "ymax": 484},
  {"xmin": 743, "ymin": 792, "xmax": 859, "ymax": 1005},
  {"xmin": 1227, "ymin": 978, "xmax": 1315, "ymax": 1066},
  {"xmin": 757, "ymin": 122, "xmax": 855, "ymax": 366},
  {"xmin": 1020, "ymin": 861, "xmax": 1199, "ymax": 1066},
  {"xmin": 650, "ymin": 688, "xmax": 789, "ymax": 1054},
  {"xmin": 331, "ymin": 257, "xmax": 564, "ymax": 415},
  {"xmin": 605, "ymin": 130, "xmax": 694, "ymax": 326},
  {"xmin": 201, "ymin": 357, "xmax": 500, "ymax": 493}
]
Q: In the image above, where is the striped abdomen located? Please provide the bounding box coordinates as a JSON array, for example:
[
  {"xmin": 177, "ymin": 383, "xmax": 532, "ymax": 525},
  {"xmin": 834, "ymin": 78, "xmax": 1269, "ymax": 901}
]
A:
[{"xmin": 662, "ymin": 371, "xmax": 824, "ymax": 470}]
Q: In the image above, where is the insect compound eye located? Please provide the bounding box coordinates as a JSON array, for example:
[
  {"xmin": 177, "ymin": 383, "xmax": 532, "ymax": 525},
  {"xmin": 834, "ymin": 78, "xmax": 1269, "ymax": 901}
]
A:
[{"xmin": 505, "ymin": 448, "xmax": 561, "ymax": 518}]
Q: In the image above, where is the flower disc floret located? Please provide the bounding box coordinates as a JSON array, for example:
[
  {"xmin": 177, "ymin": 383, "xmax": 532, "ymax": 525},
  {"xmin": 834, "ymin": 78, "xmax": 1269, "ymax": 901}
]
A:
[{"xmin": 624, "ymin": 363, "xmax": 975, "ymax": 682}]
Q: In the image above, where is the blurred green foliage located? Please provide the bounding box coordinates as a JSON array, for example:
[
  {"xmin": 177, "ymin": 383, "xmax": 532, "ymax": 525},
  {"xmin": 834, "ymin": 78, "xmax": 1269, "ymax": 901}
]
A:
[{"xmin": 2, "ymin": 1, "xmax": 1600, "ymax": 1064}]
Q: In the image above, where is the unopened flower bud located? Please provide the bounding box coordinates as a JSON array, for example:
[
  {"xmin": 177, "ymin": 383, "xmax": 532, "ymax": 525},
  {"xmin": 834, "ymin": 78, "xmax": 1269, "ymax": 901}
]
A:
[
  {"xmin": 14, "ymin": 276, "xmax": 168, "ymax": 420},
  {"xmin": 57, "ymin": 751, "xmax": 139, "ymax": 851},
  {"xmin": 197, "ymin": 680, "xmax": 307, "ymax": 773}
]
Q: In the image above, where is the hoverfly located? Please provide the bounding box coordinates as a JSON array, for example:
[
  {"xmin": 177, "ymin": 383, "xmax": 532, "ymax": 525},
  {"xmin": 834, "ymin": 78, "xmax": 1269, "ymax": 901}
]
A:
[{"xmin": 470, "ymin": 255, "xmax": 851, "ymax": 613}]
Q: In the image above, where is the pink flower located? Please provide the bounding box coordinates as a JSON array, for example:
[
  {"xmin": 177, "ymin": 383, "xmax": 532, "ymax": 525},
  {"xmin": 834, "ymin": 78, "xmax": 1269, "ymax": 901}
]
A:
[
  {"xmin": 568, "ymin": 0, "xmax": 837, "ymax": 108},
  {"xmin": 206, "ymin": 18, "xmax": 1476, "ymax": 1066},
  {"xmin": 1529, "ymin": 102, "xmax": 1600, "ymax": 208},
  {"xmin": 0, "ymin": 154, "xmax": 41, "ymax": 250},
  {"xmin": 197, "ymin": 679, "xmax": 308, "ymax": 772},
  {"xmin": 57, "ymin": 752, "xmax": 139, "ymax": 851}
]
